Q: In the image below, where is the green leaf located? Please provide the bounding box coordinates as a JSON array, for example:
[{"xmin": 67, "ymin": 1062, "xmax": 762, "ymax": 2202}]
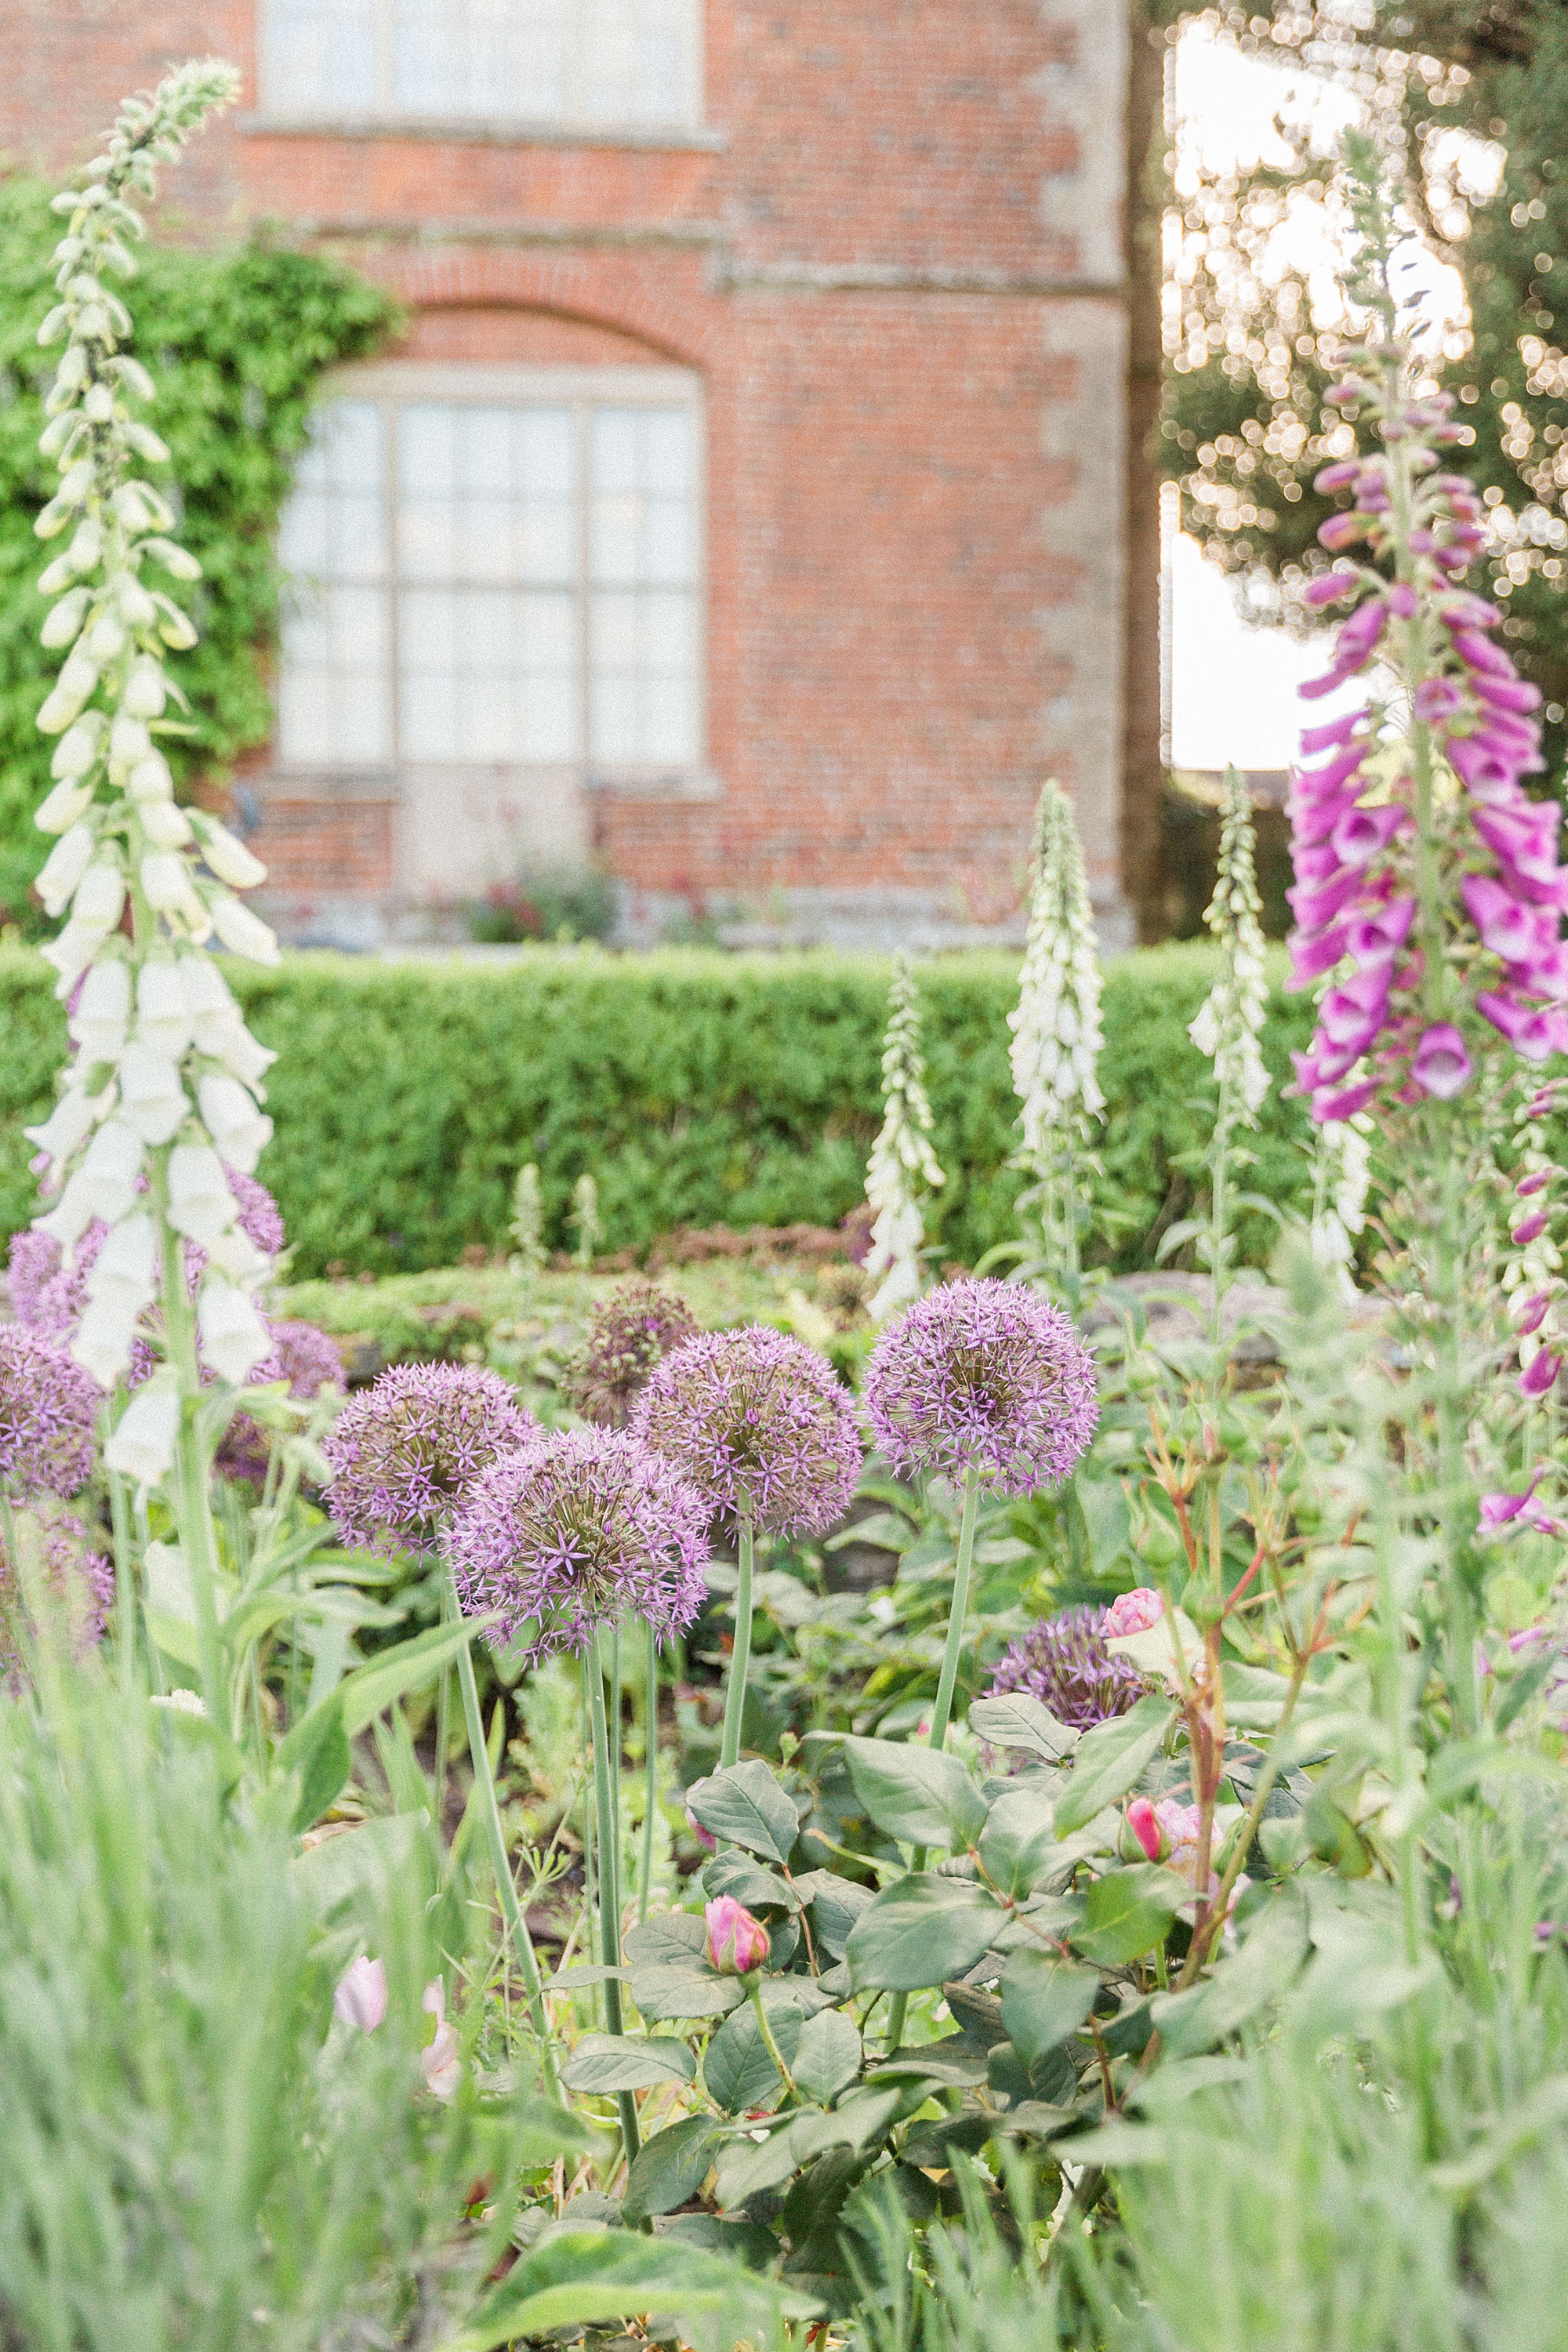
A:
[
  {"xmin": 825, "ymin": 1511, "xmax": 918, "ymax": 1553},
  {"xmin": 1070, "ymin": 1865, "xmax": 1187, "ymax": 1965},
  {"xmin": 793, "ymin": 2007, "xmax": 862, "ymax": 2106},
  {"xmin": 1152, "ymin": 1896, "xmax": 1309, "ymax": 2058},
  {"xmin": 561, "ymin": 2034, "xmax": 696, "ymax": 2094},
  {"xmin": 289, "ymin": 1813, "xmax": 423, "ymax": 1918},
  {"xmin": 840, "ymin": 1736, "xmax": 987, "ymax": 1850},
  {"xmin": 968, "ymin": 1692, "xmax": 1080, "ymax": 1762},
  {"xmin": 288, "ymin": 1702, "xmax": 352, "ymax": 1835},
  {"xmin": 337, "ymin": 1614, "xmax": 499, "ymax": 1737},
  {"xmin": 629, "ymin": 1966, "xmax": 744, "ymax": 2024},
  {"xmin": 702, "ymin": 1851, "xmax": 800, "ymax": 1911},
  {"xmin": 867, "ymin": 2034, "xmax": 991, "ymax": 2089},
  {"xmin": 684, "ymin": 1760, "xmax": 800, "ymax": 1863},
  {"xmin": 623, "ymin": 1911, "xmax": 708, "ymax": 1966},
  {"xmin": 846, "ymin": 1875, "xmax": 1004, "ymax": 1993},
  {"xmin": 978, "ymin": 1784, "xmax": 1061, "ymax": 1898},
  {"xmin": 704, "ymin": 1993, "xmax": 804, "ymax": 2113},
  {"xmin": 791, "ymin": 1867, "xmax": 875, "ymax": 1959},
  {"xmin": 622, "ymin": 2116, "xmax": 724, "ymax": 2223},
  {"xmin": 713, "ymin": 2091, "xmax": 902, "ymax": 2209},
  {"xmin": 1053, "ymin": 1696, "xmax": 1175, "ymax": 1835},
  {"xmin": 448, "ymin": 2227, "xmax": 802, "ymax": 2352},
  {"xmin": 999, "ymin": 1951, "xmax": 1098, "ymax": 2068}
]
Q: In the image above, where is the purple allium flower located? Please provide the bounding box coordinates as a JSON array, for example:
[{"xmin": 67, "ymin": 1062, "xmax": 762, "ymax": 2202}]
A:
[
  {"xmin": 219, "ymin": 1319, "xmax": 347, "ymax": 1486},
  {"xmin": 631, "ymin": 1324, "xmax": 861, "ymax": 1535},
  {"xmin": 5, "ymin": 1228, "xmax": 60, "ymax": 1330},
  {"xmin": 563, "ymin": 1279, "xmax": 700, "ymax": 1429},
  {"xmin": 227, "ymin": 1167, "xmax": 286, "ymax": 1258},
  {"xmin": 448, "ymin": 1427, "xmax": 709, "ymax": 1663},
  {"xmin": 0, "ymin": 1497, "xmax": 113, "ymax": 1690},
  {"xmin": 987, "ymin": 1603, "xmax": 1148, "ymax": 1731},
  {"xmin": 322, "ymin": 1363, "xmax": 538, "ymax": 1555},
  {"xmin": 863, "ymin": 1277, "xmax": 1098, "ymax": 1497},
  {"xmin": 0, "ymin": 1326, "xmax": 100, "ymax": 1497}
]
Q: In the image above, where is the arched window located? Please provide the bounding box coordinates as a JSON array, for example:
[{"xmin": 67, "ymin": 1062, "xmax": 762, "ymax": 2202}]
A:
[{"xmin": 258, "ymin": 0, "xmax": 703, "ymax": 130}]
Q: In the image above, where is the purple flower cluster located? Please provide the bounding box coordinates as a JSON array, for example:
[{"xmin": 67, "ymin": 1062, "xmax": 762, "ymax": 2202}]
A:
[
  {"xmin": 631, "ymin": 1324, "xmax": 862, "ymax": 1535},
  {"xmin": 0, "ymin": 1325, "xmax": 100, "ymax": 1497},
  {"xmin": 1287, "ymin": 378, "xmax": 1566, "ymax": 1123},
  {"xmin": 564, "ymin": 1280, "xmax": 700, "ymax": 1429},
  {"xmin": 448, "ymin": 1427, "xmax": 709, "ymax": 1663},
  {"xmin": 322, "ymin": 1363, "xmax": 537, "ymax": 1555},
  {"xmin": 0, "ymin": 1497, "xmax": 113, "ymax": 1690},
  {"xmin": 863, "ymin": 1276, "xmax": 1098, "ymax": 1497},
  {"xmin": 988, "ymin": 1602, "xmax": 1149, "ymax": 1731},
  {"xmin": 219, "ymin": 1319, "xmax": 347, "ymax": 1485}
]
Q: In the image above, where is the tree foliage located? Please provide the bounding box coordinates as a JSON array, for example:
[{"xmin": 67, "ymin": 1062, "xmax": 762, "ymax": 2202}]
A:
[
  {"xmin": 0, "ymin": 176, "xmax": 397, "ymax": 922},
  {"xmin": 1163, "ymin": 2, "xmax": 1568, "ymax": 764}
]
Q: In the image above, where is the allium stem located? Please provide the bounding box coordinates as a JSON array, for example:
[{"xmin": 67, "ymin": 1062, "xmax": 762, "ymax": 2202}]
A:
[
  {"xmin": 927, "ymin": 1467, "xmax": 982, "ymax": 1757},
  {"xmin": 156, "ymin": 1173, "xmax": 227, "ymax": 1734},
  {"xmin": 103, "ymin": 1407, "xmax": 137, "ymax": 1694},
  {"xmin": 719, "ymin": 1501, "xmax": 755, "ymax": 1770},
  {"xmin": 586, "ymin": 1627, "xmax": 641, "ymax": 2162},
  {"xmin": 444, "ymin": 1558, "xmax": 557, "ymax": 2095},
  {"xmin": 640, "ymin": 1614, "xmax": 658, "ymax": 1926}
]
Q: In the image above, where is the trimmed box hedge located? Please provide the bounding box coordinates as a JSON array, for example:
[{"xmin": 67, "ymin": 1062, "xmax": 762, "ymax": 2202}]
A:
[{"xmin": 0, "ymin": 942, "xmax": 1318, "ymax": 1281}]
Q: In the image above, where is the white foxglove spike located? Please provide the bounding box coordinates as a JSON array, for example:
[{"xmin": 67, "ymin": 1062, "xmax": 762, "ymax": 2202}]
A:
[
  {"xmin": 197, "ymin": 1073, "xmax": 272, "ymax": 1172},
  {"xmin": 103, "ymin": 1381, "xmax": 180, "ymax": 1483},
  {"xmin": 197, "ymin": 1276, "xmax": 271, "ymax": 1385}
]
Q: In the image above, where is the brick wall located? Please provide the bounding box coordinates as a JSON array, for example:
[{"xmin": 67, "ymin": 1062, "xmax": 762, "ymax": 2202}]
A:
[{"xmin": 0, "ymin": 0, "xmax": 1134, "ymax": 948}]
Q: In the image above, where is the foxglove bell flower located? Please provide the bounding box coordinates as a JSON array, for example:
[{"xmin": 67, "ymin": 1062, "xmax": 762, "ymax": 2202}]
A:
[
  {"xmin": 323, "ymin": 1363, "xmax": 537, "ymax": 1557},
  {"xmin": 863, "ymin": 1276, "xmax": 1098, "ymax": 1496},
  {"xmin": 632, "ymin": 1325, "xmax": 861, "ymax": 1536},
  {"xmin": 333, "ymin": 1955, "xmax": 389, "ymax": 2033},
  {"xmin": 862, "ymin": 953, "xmax": 946, "ymax": 1319},
  {"xmin": 448, "ymin": 1426, "xmax": 708, "ymax": 1664},
  {"xmin": 1008, "ymin": 779, "xmax": 1105, "ymax": 1279}
]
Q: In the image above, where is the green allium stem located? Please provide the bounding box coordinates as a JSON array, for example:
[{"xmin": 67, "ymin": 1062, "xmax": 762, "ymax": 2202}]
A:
[
  {"xmin": 719, "ymin": 1501, "xmax": 755, "ymax": 1770},
  {"xmin": 586, "ymin": 1628, "xmax": 640, "ymax": 2163},
  {"xmin": 640, "ymin": 1614, "xmax": 659, "ymax": 1926},
  {"xmin": 102, "ymin": 1407, "xmax": 136, "ymax": 1695}
]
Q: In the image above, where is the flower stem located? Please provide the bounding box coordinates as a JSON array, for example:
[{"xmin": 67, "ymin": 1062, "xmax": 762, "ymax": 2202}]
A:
[
  {"xmin": 153, "ymin": 1183, "xmax": 228, "ymax": 1740},
  {"xmin": 749, "ymin": 1977, "xmax": 800, "ymax": 2100},
  {"xmin": 586, "ymin": 1627, "xmax": 641, "ymax": 2162},
  {"xmin": 102, "ymin": 1404, "xmax": 138, "ymax": 1696},
  {"xmin": 884, "ymin": 1468, "xmax": 983, "ymax": 2051},
  {"xmin": 640, "ymin": 1614, "xmax": 659, "ymax": 1926},
  {"xmin": 719, "ymin": 1501, "xmax": 755, "ymax": 1769},
  {"xmin": 444, "ymin": 1559, "xmax": 558, "ymax": 2096}
]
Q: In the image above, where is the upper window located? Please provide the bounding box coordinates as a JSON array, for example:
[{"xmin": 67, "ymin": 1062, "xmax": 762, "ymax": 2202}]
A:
[
  {"xmin": 259, "ymin": 0, "xmax": 703, "ymax": 130},
  {"xmin": 276, "ymin": 367, "xmax": 703, "ymax": 774}
]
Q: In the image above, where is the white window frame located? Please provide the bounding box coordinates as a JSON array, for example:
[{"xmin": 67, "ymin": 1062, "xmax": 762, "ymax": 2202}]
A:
[
  {"xmin": 275, "ymin": 361, "xmax": 708, "ymax": 789},
  {"xmin": 256, "ymin": 0, "xmax": 706, "ymax": 136}
]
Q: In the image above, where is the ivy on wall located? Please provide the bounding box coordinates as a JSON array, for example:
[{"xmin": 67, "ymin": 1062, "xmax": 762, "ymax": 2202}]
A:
[{"xmin": 0, "ymin": 176, "xmax": 398, "ymax": 923}]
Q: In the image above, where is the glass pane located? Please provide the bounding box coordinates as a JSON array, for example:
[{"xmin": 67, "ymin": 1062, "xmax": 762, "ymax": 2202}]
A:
[
  {"xmin": 398, "ymin": 586, "xmax": 580, "ymax": 761},
  {"xmin": 589, "ymin": 586, "xmax": 698, "ymax": 763},
  {"xmin": 280, "ymin": 402, "xmax": 386, "ymax": 585},
  {"xmin": 590, "ymin": 406, "xmax": 696, "ymax": 589},
  {"xmin": 278, "ymin": 583, "xmax": 392, "ymax": 763},
  {"xmin": 582, "ymin": 0, "xmax": 695, "ymax": 122},
  {"xmin": 261, "ymin": 0, "xmax": 378, "ymax": 113}
]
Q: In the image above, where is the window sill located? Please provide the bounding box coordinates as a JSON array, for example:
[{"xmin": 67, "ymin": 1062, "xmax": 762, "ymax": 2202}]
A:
[
  {"xmin": 260, "ymin": 764, "xmax": 720, "ymax": 802},
  {"xmin": 239, "ymin": 111, "xmax": 725, "ymax": 154}
]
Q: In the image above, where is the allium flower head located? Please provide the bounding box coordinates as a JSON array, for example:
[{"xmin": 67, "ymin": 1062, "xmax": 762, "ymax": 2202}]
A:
[
  {"xmin": 322, "ymin": 1362, "xmax": 537, "ymax": 1555},
  {"xmin": 448, "ymin": 1426, "xmax": 708, "ymax": 1663},
  {"xmin": 864, "ymin": 1276, "xmax": 1098, "ymax": 1496},
  {"xmin": 220, "ymin": 1319, "xmax": 346, "ymax": 1485},
  {"xmin": 0, "ymin": 1325, "xmax": 100, "ymax": 1497},
  {"xmin": 0, "ymin": 1497, "xmax": 113, "ymax": 1690},
  {"xmin": 988, "ymin": 1603, "xmax": 1148, "ymax": 1731},
  {"xmin": 564, "ymin": 1280, "xmax": 700, "ymax": 1428},
  {"xmin": 631, "ymin": 1324, "xmax": 862, "ymax": 1534}
]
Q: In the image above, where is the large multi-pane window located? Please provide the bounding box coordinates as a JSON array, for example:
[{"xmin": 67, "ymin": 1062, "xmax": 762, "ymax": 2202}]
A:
[
  {"xmin": 259, "ymin": 0, "xmax": 702, "ymax": 129},
  {"xmin": 277, "ymin": 369, "xmax": 702, "ymax": 775}
]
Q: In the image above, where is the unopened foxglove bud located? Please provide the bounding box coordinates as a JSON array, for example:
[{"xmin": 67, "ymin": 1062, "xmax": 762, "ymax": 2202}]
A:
[
  {"xmin": 34, "ymin": 819, "xmax": 96, "ymax": 916},
  {"xmin": 109, "ymin": 713, "xmax": 152, "ymax": 768},
  {"xmin": 118, "ymin": 1042, "xmax": 188, "ymax": 1145},
  {"xmin": 70, "ymin": 956, "xmax": 131, "ymax": 1062},
  {"xmin": 122, "ymin": 655, "xmax": 166, "ymax": 718},
  {"xmin": 205, "ymin": 1227, "xmax": 270, "ymax": 1287},
  {"xmin": 34, "ymin": 778, "xmax": 96, "ymax": 837},
  {"xmin": 83, "ymin": 612, "xmax": 125, "ymax": 662},
  {"xmin": 72, "ymin": 860, "xmax": 125, "ymax": 935},
  {"xmin": 24, "ymin": 1087, "xmax": 98, "ymax": 1167},
  {"xmin": 139, "ymin": 800, "xmax": 193, "ymax": 850},
  {"xmin": 103, "ymin": 1379, "xmax": 180, "ymax": 1481},
  {"xmin": 49, "ymin": 710, "xmax": 106, "ymax": 779},
  {"xmin": 198, "ymin": 1276, "xmax": 271, "ymax": 1385},
  {"xmin": 127, "ymin": 753, "xmax": 173, "ymax": 804},
  {"xmin": 165, "ymin": 1142, "xmax": 237, "ymax": 1248},
  {"xmin": 39, "ymin": 586, "xmax": 90, "ymax": 648},
  {"xmin": 194, "ymin": 818, "xmax": 266, "ymax": 891},
  {"xmin": 41, "ymin": 920, "xmax": 108, "ymax": 998},
  {"xmin": 37, "ymin": 648, "xmax": 99, "ymax": 733},
  {"xmin": 140, "ymin": 851, "xmax": 206, "ymax": 930},
  {"xmin": 198, "ymin": 1073, "xmax": 272, "ymax": 1173}
]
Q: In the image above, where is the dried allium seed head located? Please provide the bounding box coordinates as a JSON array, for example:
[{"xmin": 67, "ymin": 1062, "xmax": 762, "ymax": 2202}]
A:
[
  {"xmin": 321, "ymin": 1362, "xmax": 537, "ymax": 1555},
  {"xmin": 0, "ymin": 1324, "xmax": 100, "ymax": 1497},
  {"xmin": 863, "ymin": 1276, "xmax": 1098, "ymax": 1496},
  {"xmin": 987, "ymin": 1603, "xmax": 1148, "ymax": 1733},
  {"xmin": 448, "ymin": 1426, "xmax": 709, "ymax": 1663},
  {"xmin": 563, "ymin": 1280, "xmax": 701, "ymax": 1428},
  {"xmin": 631, "ymin": 1323, "xmax": 862, "ymax": 1535}
]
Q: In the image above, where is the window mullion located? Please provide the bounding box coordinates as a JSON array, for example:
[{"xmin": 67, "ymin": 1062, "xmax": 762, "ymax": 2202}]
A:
[
  {"xmin": 385, "ymin": 400, "xmax": 401, "ymax": 768},
  {"xmin": 579, "ymin": 399, "xmax": 593, "ymax": 772}
]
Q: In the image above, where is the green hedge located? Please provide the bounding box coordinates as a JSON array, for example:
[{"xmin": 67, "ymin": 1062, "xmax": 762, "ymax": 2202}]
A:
[{"xmin": 0, "ymin": 943, "xmax": 1318, "ymax": 1280}]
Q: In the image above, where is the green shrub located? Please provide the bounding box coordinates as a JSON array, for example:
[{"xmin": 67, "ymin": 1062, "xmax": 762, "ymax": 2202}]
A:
[{"xmin": 0, "ymin": 942, "xmax": 1319, "ymax": 1280}]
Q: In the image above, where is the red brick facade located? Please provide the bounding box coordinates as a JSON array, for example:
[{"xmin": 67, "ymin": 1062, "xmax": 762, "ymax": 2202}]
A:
[{"xmin": 0, "ymin": 1, "xmax": 1134, "ymax": 948}]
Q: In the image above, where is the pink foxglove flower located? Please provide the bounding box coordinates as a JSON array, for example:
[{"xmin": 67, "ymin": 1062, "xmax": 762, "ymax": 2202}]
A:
[
  {"xmin": 333, "ymin": 1955, "xmax": 389, "ymax": 2033},
  {"xmin": 420, "ymin": 1978, "xmax": 462, "ymax": 2100},
  {"xmin": 705, "ymin": 1896, "xmax": 771, "ymax": 1976}
]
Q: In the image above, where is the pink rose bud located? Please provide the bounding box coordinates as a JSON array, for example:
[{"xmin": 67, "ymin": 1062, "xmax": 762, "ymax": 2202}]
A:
[
  {"xmin": 1103, "ymin": 1587, "xmax": 1163, "ymax": 1638},
  {"xmin": 1126, "ymin": 1797, "xmax": 1164, "ymax": 1861},
  {"xmin": 333, "ymin": 1954, "xmax": 389, "ymax": 2034},
  {"xmin": 685, "ymin": 1809, "xmax": 718, "ymax": 1855},
  {"xmin": 705, "ymin": 1896, "xmax": 771, "ymax": 1976}
]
